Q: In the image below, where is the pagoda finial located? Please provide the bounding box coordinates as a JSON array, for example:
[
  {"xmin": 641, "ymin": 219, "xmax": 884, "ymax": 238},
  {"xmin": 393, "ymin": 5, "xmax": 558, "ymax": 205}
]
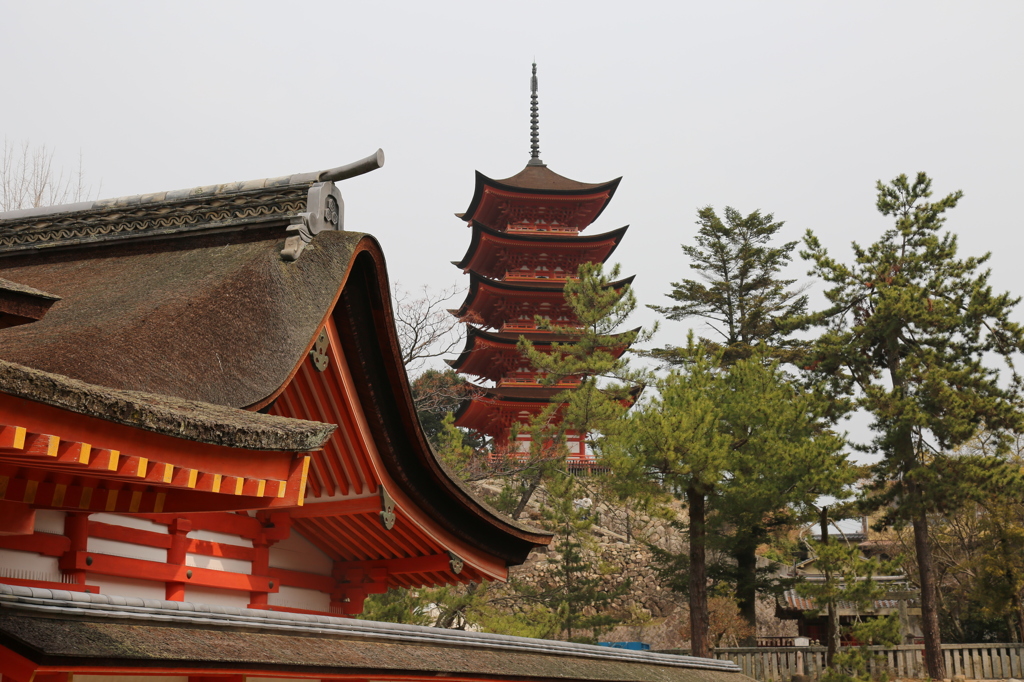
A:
[{"xmin": 527, "ymin": 62, "xmax": 545, "ymax": 167}]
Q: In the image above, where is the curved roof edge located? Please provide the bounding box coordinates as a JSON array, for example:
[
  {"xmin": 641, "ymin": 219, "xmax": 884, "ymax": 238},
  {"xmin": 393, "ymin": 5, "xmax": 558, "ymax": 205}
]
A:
[
  {"xmin": 452, "ymin": 271, "xmax": 637, "ymax": 320},
  {"xmin": 327, "ymin": 240, "xmax": 552, "ymax": 562},
  {"xmin": 453, "ymin": 222, "xmax": 630, "ymax": 271},
  {"xmin": 461, "ymin": 168, "xmax": 621, "ymax": 224},
  {"xmin": 448, "ymin": 325, "xmax": 639, "ymax": 374},
  {"xmin": 0, "ymin": 151, "xmax": 385, "ymax": 223}
]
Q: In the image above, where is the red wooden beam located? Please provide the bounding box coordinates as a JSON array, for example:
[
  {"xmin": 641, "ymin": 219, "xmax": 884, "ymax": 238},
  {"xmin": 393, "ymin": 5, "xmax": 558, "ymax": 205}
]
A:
[
  {"xmin": 0, "ymin": 530, "xmax": 70, "ymax": 556},
  {"xmin": 335, "ymin": 552, "xmax": 461, "ymax": 576},
  {"xmin": 268, "ymin": 566, "xmax": 336, "ymax": 593},
  {"xmin": 59, "ymin": 551, "xmax": 277, "ymax": 593}
]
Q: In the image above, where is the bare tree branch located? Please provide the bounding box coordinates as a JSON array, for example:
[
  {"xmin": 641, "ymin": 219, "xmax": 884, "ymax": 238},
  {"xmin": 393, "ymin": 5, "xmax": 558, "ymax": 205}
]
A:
[
  {"xmin": 1, "ymin": 139, "xmax": 100, "ymax": 211},
  {"xmin": 392, "ymin": 282, "xmax": 465, "ymax": 372}
]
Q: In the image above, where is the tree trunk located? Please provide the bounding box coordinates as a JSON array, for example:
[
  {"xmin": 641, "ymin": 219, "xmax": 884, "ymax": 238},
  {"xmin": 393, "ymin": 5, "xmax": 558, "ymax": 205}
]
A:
[
  {"xmin": 913, "ymin": 504, "xmax": 946, "ymax": 680},
  {"xmin": 821, "ymin": 506, "xmax": 839, "ymax": 666},
  {"xmin": 734, "ymin": 535, "xmax": 758, "ymax": 645},
  {"xmin": 688, "ymin": 483, "xmax": 710, "ymax": 658},
  {"xmin": 1013, "ymin": 588, "xmax": 1024, "ymax": 645},
  {"xmin": 512, "ymin": 470, "xmax": 543, "ymax": 520}
]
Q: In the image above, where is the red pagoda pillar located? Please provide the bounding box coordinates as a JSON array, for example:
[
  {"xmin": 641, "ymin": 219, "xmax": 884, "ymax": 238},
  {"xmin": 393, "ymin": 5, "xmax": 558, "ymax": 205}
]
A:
[{"xmin": 450, "ymin": 64, "xmax": 634, "ymax": 462}]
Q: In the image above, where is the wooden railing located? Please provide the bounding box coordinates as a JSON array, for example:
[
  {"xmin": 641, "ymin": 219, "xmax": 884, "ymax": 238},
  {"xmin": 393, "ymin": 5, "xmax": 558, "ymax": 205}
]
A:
[{"xmin": 659, "ymin": 644, "xmax": 1024, "ymax": 681}]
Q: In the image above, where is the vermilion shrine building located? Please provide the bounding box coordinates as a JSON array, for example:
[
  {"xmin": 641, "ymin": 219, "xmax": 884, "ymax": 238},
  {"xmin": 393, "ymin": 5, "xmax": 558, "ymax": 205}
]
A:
[
  {"xmin": 0, "ymin": 81, "xmax": 741, "ymax": 682},
  {"xmin": 450, "ymin": 65, "xmax": 636, "ymax": 461}
]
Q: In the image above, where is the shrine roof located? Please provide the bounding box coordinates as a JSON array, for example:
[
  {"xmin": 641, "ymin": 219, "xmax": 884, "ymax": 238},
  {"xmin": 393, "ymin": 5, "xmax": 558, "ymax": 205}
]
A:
[
  {"xmin": 0, "ymin": 277, "xmax": 58, "ymax": 300},
  {"xmin": 0, "ymin": 229, "xmax": 360, "ymax": 408},
  {"xmin": 0, "ymin": 358, "xmax": 334, "ymax": 452},
  {"xmin": 0, "ymin": 584, "xmax": 742, "ymax": 681}
]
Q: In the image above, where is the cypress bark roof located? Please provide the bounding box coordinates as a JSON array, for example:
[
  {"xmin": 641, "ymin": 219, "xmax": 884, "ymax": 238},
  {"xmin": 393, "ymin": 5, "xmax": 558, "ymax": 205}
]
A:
[
  {"xmin": 0, "ymin": 229, "xmax": 362, "ymax": 408},
  {"xmin": 0, "ymin": 585, "xmax": 742, "ymax": 681}
]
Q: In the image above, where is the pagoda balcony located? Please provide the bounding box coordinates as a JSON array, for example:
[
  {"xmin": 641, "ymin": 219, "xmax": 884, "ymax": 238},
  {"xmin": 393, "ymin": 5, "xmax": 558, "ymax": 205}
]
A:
[{"xmin": 506, "ymin": 223, "xmax": 579, "ymax": 235}]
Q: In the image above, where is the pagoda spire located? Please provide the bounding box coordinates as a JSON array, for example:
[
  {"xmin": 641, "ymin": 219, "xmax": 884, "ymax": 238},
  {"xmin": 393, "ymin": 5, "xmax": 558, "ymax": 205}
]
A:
[{"xmin": 528, "ymin": 62, "xmax": 545, "ymax": 167}]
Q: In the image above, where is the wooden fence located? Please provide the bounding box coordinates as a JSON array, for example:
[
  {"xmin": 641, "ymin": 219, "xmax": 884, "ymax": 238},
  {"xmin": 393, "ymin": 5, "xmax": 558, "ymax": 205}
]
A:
[{"xmin": 659, "ymin": 644, "xmax": 1024, "ymax": 681}]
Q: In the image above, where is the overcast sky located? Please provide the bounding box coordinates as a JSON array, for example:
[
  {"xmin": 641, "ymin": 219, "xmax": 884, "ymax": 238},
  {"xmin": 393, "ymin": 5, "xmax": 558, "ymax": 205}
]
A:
[{"xmin": 4, "ymin": 1, "xmax": 1023, "ymax": 384}]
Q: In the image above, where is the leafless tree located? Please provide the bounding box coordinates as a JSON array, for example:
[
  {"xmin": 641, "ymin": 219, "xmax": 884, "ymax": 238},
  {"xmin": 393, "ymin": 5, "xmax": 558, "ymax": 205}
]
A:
[
  {"xmin": 1, "ymin": 139, "xmax": 100, "ymax": 211},
  {"xmin": 392, "ymin": 282, "xmax": 465, "ymax": 373}
]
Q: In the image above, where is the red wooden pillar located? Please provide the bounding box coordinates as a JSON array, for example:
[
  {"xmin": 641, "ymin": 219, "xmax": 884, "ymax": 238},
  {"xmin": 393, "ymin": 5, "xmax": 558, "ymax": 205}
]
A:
[
  {"xmin": 250, "ymin": 511, "xmax": 290, "ymax": 608},
  {"xmin": 249, "ymin": 534, "xmax": 271, "ymax": 607},
  {"xmin": 166, "ymin": 517, "xmax": 191, "ymax": 601},
  {"xmin": 61, "ymin": 512, "xmax": 89, "ymax": 585}
]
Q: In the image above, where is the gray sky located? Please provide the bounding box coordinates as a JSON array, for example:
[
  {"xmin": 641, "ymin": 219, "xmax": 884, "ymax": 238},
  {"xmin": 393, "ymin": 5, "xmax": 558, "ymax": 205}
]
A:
[{"xmin": 4, "ymin": 0, "xmax": 1024, "ymax": 371}]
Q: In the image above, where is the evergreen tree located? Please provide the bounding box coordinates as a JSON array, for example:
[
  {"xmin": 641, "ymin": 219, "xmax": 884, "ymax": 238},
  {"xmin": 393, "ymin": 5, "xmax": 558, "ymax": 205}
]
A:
[
  {"xmin": 711, "ymin": 356, "xmax": 854, "ymax": 638},
  {"xmin": 622, "ymin": 340, "xmax": 851, "ymax": 656},
  {"xmin": 534, "ymin": 473, "xmax": 630, "ymax": 642},
  {"xmin": 620, "ymin": 345, "xmax": 732, "ymax": 658},
  {"xmin": 649, "ymin": 205, "xmax": 825, "ymax": 639},
  {"xmin": 498, "ymin": 261, "xmax": 651, "ymax": 519},
  {"xmin": 650, "ymin": 206, "xmax": 807, "ymax": 365},
  {"xmin": 794, "ymin": 172, "xmax": 1024, "ymax": 678},
  {"xmin": 796, "ymin": 539, "xmax": 903, "ymax": 682}
]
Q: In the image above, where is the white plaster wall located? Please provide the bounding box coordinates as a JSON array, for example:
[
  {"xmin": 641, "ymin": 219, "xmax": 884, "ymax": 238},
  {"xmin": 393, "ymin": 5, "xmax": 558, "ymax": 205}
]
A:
[
  {"xmin": 90, "ymin": 512, "xmax": 167, "ymax": 533},
  {"xmin": 269, "ymin": 530, "xmax": 333, "ymax": 575},
  {"xmin": 185, "ymin": 552, "xmax": 251, "ymax": 574},
  {"xmin": 184, "ymin": 585, "xmax": 250, "ymax": 609},
  {"xmin": 32, "ymin": 509, "xmax": 65, "ymax": 534},
  {"xmin": 268, "ymin": 584, "xmax": 331, "ymax": 612},
  {"xmin": 0, "ymin": 548, "xmax": 61, "ymax": 582},
  {"xmin": 85, "ymin": 574, "xmax": 165, "ymax": 600},
  {"xmin": 87, "ymin": 537, "xmax": 167, "ymax": 563}
]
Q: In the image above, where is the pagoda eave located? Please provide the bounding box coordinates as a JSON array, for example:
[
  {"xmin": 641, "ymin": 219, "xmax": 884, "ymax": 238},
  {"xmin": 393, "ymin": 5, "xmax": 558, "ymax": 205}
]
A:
[
  {"xmin": 451, "ymin": 272, "xmax": 636, "ymax": 329},
  {"xmin": 453, "ymin": 223, "xmax": 630, "ymax": 279},
  {"xmin": 461, "ymin": 170, "xmax": 621, "ymax": 231}
]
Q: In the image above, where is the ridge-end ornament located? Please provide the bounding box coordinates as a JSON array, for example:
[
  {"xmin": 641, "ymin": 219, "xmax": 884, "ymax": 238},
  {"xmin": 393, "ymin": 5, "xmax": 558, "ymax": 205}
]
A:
[{"xmin": 310, "ymin": 328, "xmax": 330, "ymax": 371}]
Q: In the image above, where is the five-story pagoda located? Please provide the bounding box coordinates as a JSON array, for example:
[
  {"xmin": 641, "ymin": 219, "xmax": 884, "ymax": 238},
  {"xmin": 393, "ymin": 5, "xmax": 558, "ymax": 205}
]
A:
[{"xmin": 450, "ymin": 64, "xmax": 634, "ymax": 461}]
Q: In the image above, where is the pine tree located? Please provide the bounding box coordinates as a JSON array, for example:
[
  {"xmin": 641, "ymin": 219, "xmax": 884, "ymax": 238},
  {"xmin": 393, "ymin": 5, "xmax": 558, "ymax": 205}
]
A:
[
  {"xmin": 796, "ymin": 539, "xmax": 903, "ymax": 682},
  {"xmin": 534, "ymin": 473, "xmax": 630, "ymax": 642},
  {"xmin": 794, "ymin": 172, "xmax": 1024, "ymax": 679},
  {"xmin": 622, "ymin": 340, "xmax": 852, "ymax": 656},
  {"xmin": 649, "ymin": 205, "xmax": 824, "ymax": 639},
  {"xmin": 498, "ymin": 261, "xmax": 651, "ymax": 519},
  {"xmin": 620, "ymin": 345, "xmax": 731, "ymax": 658},
  {"xmin": 650, "ymin": 206, "xmax": 807, "ymax": 365}
]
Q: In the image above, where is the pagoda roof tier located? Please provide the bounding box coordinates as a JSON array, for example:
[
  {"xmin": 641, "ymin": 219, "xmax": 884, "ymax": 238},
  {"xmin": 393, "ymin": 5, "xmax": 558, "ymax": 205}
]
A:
[
  {"xmin": 453, "ymin": 385, "xmax": 642, "ymax": 439},
  {"xmin": 458, "ymin": 168, "xmax": 621, "ymax": 232},
  {"xmin": 452, "ymin": 386, "xmax": 564, "ymax": 438},
  {"xmin": 450, "ymin": 272, "xmax": 635, "ymax": 331},
  {"xmin": 447, "ymin": 325, "xmax": 638, "ymax": 382},
  {"xmin": 452, "ymin": 221, "xmax": 629, "ymax": 280}
]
